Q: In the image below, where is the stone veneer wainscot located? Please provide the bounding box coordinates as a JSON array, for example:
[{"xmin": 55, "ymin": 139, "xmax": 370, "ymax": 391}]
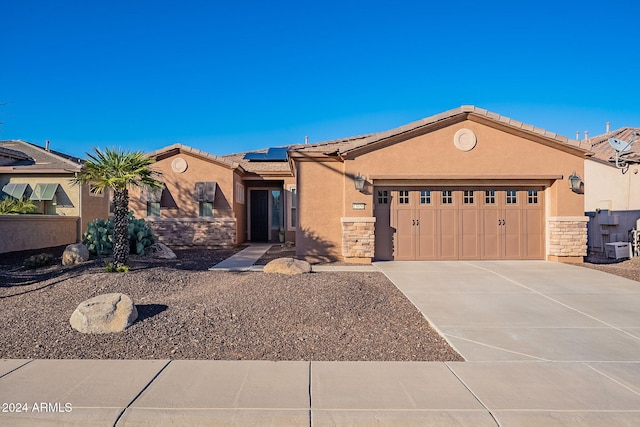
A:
[
  {"xmin": 341, "ymin": 217, "xmax": 376, "ymax": 259},
  {"xmin": 146, "ymin": 217, "xmax": 236, "ymax": 247},
  {"xmin": 548, "ymin": 216, "xmax": 588, "ymax": 257}
]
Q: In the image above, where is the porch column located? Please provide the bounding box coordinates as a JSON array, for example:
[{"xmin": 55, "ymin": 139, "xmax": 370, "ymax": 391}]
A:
[
  {"xmin": 341, "ymin": 217, "xmax": 376, "ymax": 263},
  {"xmin": 547, "ymin": 216, "xmax": 588, "ymax": 263}
]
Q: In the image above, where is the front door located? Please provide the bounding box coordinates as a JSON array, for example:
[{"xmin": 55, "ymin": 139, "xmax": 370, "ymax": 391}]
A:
[{"xmin": 250, "ymin": 190, "xmax": 269, "ymax": 242}]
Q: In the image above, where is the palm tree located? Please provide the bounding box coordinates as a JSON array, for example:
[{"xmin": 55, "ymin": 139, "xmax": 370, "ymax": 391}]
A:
[{"xmin": 72, "ymin": 147, "xmax": 163, "ymax": 268}]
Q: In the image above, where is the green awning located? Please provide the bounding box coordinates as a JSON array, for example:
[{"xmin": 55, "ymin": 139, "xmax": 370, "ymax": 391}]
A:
[
  {"xmin": 1, "ymin": 183, "xmax": 28, "ymax": 199},
  {"xmin": 30, "ymin": 183, "xmax": 59, "ymax": 201}
]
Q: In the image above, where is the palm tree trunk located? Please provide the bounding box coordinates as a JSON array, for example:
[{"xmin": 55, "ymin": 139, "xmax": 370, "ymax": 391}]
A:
[{"xmin": 112, "ymin": 189, "xmax": 130, "ymax": 268}]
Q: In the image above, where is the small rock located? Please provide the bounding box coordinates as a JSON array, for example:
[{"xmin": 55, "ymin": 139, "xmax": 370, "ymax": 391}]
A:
[
  {"xmin": 70, "ymin": 293, "xmax": 138, "ymax": 334},
  {"xmin": 147, "ymin": 242, "xmax": 177, "ymax": 259},
  {"xmin": 263, "ymin": 257, "xmax": 311, "ymax": 275},
  {"xmin": 62, "ymin": 243, "xmax": 90, "ymax": 266}
]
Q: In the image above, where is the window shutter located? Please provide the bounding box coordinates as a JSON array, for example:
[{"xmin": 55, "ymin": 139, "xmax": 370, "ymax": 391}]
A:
[
  {"xmin": 205, "ymin": 182, "xmax": 217, "ymax": 202},
  {"xmin": 194, "ymin": 182, "xmax": 205, "ymax": 201}
]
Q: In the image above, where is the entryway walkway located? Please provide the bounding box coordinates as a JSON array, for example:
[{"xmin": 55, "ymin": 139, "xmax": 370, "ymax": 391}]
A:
[{"xmin": 208, "ymin": 244, "xmax": 272, "ymax": 271}]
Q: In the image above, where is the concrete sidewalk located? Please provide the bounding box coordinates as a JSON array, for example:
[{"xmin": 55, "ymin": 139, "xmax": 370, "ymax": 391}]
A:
[{"xmin": 2, "ymin": 358, "xmax": 640, "ymax": 426}]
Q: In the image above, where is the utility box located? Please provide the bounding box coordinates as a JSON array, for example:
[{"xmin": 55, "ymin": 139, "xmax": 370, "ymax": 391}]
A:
[{"xmin": 605, "ymin": 242, "xmax": 630, "ymax": 260}]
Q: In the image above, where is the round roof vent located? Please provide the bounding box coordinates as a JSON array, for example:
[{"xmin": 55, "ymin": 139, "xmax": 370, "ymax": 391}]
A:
[{"xmin": 454, "ymin": 128, "xmax": 477, "ymax": 152}]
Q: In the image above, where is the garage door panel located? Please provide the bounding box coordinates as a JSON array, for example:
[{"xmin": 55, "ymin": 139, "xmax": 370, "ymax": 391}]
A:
[
  {"xmin": 460, "ymin": 208, "xmax": 480, "ymax": 259},
  {"xmin": 504, "ymin": 209, "xmax": 523, "ymax": 258},
  {"xmin": 439, "ymin": 209, "xmax": 459, "ymax": 260},
  {"xmin": 524, "ymin": 209, "xmax": 544, "ymax": 259},
  {"xmin": 482, "ymin": 208, "xmax": 501, "ymax": 259},
  {"xmin": 394, "ymin": 208, "xmax": 415, "ymax": 260},
  {"xmin": 417, "ymin": 209, "xmax": 437, "ymax": 260}
]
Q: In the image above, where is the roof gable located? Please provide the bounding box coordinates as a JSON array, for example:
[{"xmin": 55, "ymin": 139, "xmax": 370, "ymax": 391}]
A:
[{"xmin": 289, "ymin": 106, "xmax": 592, "ymax": 160}]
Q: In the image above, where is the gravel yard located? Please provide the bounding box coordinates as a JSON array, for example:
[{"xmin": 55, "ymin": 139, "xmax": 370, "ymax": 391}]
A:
[{"xmin": 0, "ymin": 246, "xmax": 461, "ymax": 361}]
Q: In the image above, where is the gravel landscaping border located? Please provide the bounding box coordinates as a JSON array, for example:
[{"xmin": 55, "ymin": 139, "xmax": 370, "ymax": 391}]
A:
[{"xmin": 0, "ymin": 247, "xmax": 462, "ymax": 361}]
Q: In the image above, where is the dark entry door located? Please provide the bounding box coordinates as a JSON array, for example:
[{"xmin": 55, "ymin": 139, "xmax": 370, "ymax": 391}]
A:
[{"xmin": 250, "ymin": 190, "xmax": 269, "ymax": 242}]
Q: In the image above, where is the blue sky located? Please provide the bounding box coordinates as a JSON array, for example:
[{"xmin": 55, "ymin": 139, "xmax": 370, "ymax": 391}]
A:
[{"xmin": 2, "ymin": 0, "xmax": 638, "ymax": 158}]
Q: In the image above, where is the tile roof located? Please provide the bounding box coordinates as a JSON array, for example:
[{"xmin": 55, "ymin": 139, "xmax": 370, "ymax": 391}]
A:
[
  {"xmin": 146, "ymin": 143, "xmax": 241, "ymax": 170},
  {"xmin": 290, "ymin": 106, "xmax": 591, "ymax": 157},
  {"xmin": 0, "ymin": 140, "xmax": 83, "ymax": 172},
  {"xmin": 586, "ymin": 127, "xmax": 640, "ymax": 165}
]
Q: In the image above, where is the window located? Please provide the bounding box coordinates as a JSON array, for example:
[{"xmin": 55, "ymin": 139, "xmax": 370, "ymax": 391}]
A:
[
  {"xmin": 271, "ymin": 190, "xmax": 283, "ymax": 227},
  {"xmin": 399, "ymin": 190, "xmax": 409, "ymax": 204},
  {"xmin": 420, "ymin": 190, "xmax": 431, "ymax": 204},
  {"xmin": 30, "ymin": 183, "xmax": 59, "ymax": 215},
  {"xmin": 485, "ymin": 190, "xmax": 495, "ymax": 204},
  {"xmin": 463, "ymin": 190, "xmax": 474, "ymax": 204},
  {"xmin": 442, "ymin": 190, "xmax": 453, "ymax": 204},
  {"xmin": 287, "ymin": 185, "xmax": 297, "ymax": 230},
  {"xmin": 377, "ymin": 190, "xmax": 389, "ymax": 204},
  {"xmin": 147, "ymin": 202, "xmax": 160, "ymax": 217},
  {"xmin": 528, "ymin": 190, "xmax": 539, "ymax": 204},
  {"xmin": 506, "ymin": 190, "xmax": 518, "ymax": 204},
  {"xmin": 235, "ymin": 182, "xmax": 245, "ymax": 204},
  {"xmin": 199, "ymin": 201, "xmax": 213, "ymax": 217}
]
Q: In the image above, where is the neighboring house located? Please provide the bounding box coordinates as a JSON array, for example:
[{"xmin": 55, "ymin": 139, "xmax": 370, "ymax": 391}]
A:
[
  {"xmin": 582, "ymin": 127, "xmax": 640, "ymax": 253},
  {"xmin": 128, "ymin": 144, "xmax": 296, "ymax": 247},
  {"xmin": 0, "ymin": 140, "xmax": 110, "ymax": 252},
  {"xmin": 289, "ymin": 106, "xmax": 592, "ymax": 263},
  {"xmin": 138, "ymin": 106, "xmax": 594, "ymax": 264},
  {"xmin": 584, "ymin": 127, "xmax": 640, "ymax": 211}
]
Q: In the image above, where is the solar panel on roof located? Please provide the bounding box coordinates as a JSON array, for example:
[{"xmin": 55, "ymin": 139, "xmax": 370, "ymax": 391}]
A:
[{"xmin": 243, "ymin": 147, "xmax": 288, "ymax": 162}]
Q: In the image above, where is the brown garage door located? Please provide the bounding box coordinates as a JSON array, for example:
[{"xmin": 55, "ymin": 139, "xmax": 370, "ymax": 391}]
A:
[{"xmin": 374, "ymin": 187, "xmax": 544, "ymax": 260}]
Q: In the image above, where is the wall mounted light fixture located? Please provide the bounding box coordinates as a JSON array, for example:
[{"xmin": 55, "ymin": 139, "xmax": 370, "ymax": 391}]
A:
[
  {"xmin": 568, "ymin": 172, "xmax": 582, "ymax": 192},
  {"xmin": 354, "ymin": 174, "xmax": 365, "ymax": 192}
]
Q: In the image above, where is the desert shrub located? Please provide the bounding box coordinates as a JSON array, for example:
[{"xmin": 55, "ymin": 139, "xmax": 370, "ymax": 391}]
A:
[
  {"xmin": 83, "ymin": 212, "xmax": 156, "ymax": 257},
  {"xmin": 23, "ymin": 253, "xmax": 55, "ymax": 269},
  {"xmin": 0, "ymin": 198, "xmax": 38, "ymax": 214}
]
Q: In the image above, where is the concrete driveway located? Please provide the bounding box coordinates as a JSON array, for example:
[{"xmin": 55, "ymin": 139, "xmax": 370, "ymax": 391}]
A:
[
  {"xmin": 375, "ymin": 260, "xmax": 640, "ymax": 362},
  {"xmin": 373, "ymin": 260, "xmax": 640, "ymax": 425}
]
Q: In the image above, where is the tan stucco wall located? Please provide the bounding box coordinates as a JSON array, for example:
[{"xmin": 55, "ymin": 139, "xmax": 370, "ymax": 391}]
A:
[
  {"xmin": 295, "ymin": 160, "xmax": 344, "ymax": 261},
  {"xmin": 585, "ymin": 160, "xmax": 640, "ymax": 211},
  {"xmin": 0, "ymin": 215, "xmax": 79, "ymax": 253},
  {"xmin": 129, "ymin": 152, "xmax": 235, "ymax": 220},
  {"xmin": 296, "ymin": 119, "xmax": 586, "ymax": 261},
  {"xmin": 79, "ymin": 185, "xmax": 110, "ymax": 236}
]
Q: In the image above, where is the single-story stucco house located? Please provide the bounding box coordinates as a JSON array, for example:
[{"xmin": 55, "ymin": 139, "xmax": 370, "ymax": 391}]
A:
[{"xmin": 136, "ymin": 106, "xmax": 596, "ymax": 264}]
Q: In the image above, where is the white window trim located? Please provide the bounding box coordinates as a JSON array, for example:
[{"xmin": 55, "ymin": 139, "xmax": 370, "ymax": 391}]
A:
[
  {"xmin": 286, "ymin": 184, "xmax": 297, "ymax": 231},
  {"xmin": 235, "ymin": 182, "xmax": 245, "ymax": 204}
]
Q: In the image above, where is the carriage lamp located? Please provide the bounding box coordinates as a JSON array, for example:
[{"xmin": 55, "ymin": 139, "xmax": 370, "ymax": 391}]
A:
[
  {"xmin": 568, "ymin": 172, "xmax": 582, "ymax": 192},
  {"xmin": 354, "ymin": 174, "xmax": 366, "ymax": 192}
]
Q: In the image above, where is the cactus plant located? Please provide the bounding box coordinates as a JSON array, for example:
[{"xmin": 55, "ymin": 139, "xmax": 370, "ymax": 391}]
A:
[{"xmin": 83, "ymin": 212, "xmax": 156, "ymax": 257}]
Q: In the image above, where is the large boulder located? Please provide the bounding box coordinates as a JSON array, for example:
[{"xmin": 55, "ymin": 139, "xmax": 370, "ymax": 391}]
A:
[
  {"xmin": 62, "ymin": 243, "xmax": 90, "ymax": 266},
  {"xmin": 263, "ymin": 257, "xmax": 311, "ymax": 275},
  {"xmin": 147, "ymin": 242, "xmax": 177, "ymax": 259},
  {"xmin": 70, "ymin": 293, "xmax": 138, "ymax": 334}
]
